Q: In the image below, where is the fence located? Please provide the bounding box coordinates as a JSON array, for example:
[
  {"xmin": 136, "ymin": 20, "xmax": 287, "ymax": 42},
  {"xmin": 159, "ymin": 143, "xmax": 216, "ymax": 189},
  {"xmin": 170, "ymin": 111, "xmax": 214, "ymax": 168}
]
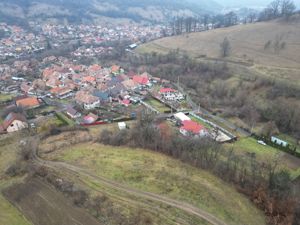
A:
[{"xmin": 189, "ymin": 112, "xmax": 237, "ymax": 142}]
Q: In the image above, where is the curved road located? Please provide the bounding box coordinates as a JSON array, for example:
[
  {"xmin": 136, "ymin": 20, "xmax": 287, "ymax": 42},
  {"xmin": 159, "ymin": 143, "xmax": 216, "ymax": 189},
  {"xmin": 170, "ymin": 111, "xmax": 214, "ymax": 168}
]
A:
[{"xmin": 31, "ymin": 139, "xmax": 227, "ymax": 225}]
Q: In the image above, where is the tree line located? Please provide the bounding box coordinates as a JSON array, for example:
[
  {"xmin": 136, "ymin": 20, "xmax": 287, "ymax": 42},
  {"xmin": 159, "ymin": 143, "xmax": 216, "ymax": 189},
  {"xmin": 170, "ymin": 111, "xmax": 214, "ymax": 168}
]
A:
[
  {"xmin": 169, "ymin": 12, "xmax": 239, "ymax": 35},
  {"xmin": 167, "ymin": 0, "xmax": 297, "ymax": 36},
  {"xmin": 259, "ymin": 0, "xmax": 297, "ymax": 21}
]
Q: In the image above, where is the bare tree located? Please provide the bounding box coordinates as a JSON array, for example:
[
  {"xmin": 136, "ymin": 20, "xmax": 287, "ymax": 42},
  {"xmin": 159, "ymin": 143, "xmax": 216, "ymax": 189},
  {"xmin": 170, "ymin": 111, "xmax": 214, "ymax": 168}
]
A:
[
  {"xmin": 220, "ymin": 37, "xmax": 231, "ymax": 57},
  {"xmin": 248, "ymin": 13, "xmax": 257, "ymax": 23},
  {"xmin": 281, "ymin": 0, "xmax": 296, "ymax": 18},
  {"xmin": 269, "ymin": 0, "xmax": 281, "ymax": 18}
]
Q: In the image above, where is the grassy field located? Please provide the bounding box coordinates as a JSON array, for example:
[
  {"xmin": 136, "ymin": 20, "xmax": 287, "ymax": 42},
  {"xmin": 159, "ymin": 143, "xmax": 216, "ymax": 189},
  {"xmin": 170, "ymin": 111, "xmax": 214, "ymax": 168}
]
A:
[
  {"xmin": 43, "ymin": 142, "xmax": 266, "ymax": 225},
  {"xmin": 145, "ymin": 98, "xmax": 171, "ymax": 113},
  {"xmin": 226, "ymin": 137, "xmax": 300, "ymax": 180},
  {"xmin": 0, "ymin": 94, "xmax": 14, "ymax": 103},
  {"xmin": 227, "ymin": 137, "xmax": 278, "ymax": 159},
  {"xmin": 56, "ymin": 112, "xmax": 76, "ymax": 126},
  {"xmin": 0, "ymin": 133, "xmax": 33, "ymax": 225}
]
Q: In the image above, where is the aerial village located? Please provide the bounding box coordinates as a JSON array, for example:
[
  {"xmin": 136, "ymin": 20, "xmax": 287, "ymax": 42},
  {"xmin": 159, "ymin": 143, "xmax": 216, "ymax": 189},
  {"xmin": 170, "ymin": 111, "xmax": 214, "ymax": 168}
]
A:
[
  {"xmin": 0, "ymin": 19, "xmax": 237, "ymax": 144},
  {"xmin": 0, "ymin": 54, "xmax": 236, "ymax": 143},
  {"xmin": 0, "ymin": 22, "xmax": 168, "ymax": 60}
]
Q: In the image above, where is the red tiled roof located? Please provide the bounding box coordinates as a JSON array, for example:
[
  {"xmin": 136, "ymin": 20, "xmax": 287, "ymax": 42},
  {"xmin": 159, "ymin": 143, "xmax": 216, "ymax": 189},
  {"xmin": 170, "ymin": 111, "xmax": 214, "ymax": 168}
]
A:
[
  {"xmin": 83, "ymin": 76, "xmax": 96, "ymax": 83},
  {"xmin": 42, "ymin": 68, "xmax": 55, "ymax": 79},
  {"xmin": 16, "ymin": 97, "xmax": 40, "ymax": 108},
  {"xmin": 181, "ymin": 120, "xmax": 204, "ymax": 134},
  {"xmin": 1, "ymin": 112, "xmax": 27, "ymax": 130},
  {"xmin": 132, "ymin": 75, "xmax": 149, "ymax": 85},
  {"xmin": 122, "ymin": 99, "xmax": 130, "ymax": 105},
  {"xmin": 160, "ymin": 88, "xmax": 176, "ymax": 93},
  {"xmin": 89, "ymin": 64, "xmax": 102, "ymax": 72},
  {"xmin": 111, "ymin": 65, "xmax": 120, "ymax": 73}
]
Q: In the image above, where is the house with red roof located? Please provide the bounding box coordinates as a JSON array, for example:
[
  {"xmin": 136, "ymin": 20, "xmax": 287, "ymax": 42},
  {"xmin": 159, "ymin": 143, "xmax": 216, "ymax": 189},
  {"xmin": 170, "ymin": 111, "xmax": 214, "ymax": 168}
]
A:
[
  {"xmin": 50, "ymin": 87, "xmax": 73, "ymax": 99},
  {"xmin": 180, "ymin": 120, "xmax": 208, "ymax": 137},
  {"xmin": 121, "ymin": 99, "xmax": 130, "ymax": 107},
  {"xmin": 82, "ymin": 76, "xmax": 96, "ymax": 85},
  {"xmin": 111, "ymin": 65, "xmax": 120, "ymax": 75},
  {"xmin": 89, "ymin": 64, "xmax": 102, "ymax": 73},
  {"xmin": 132, "ymin": 75, "xmax": 149, "ymax": 86},
  {"xmin": 16, "ymin": 97, "xmax": 40, "ymax": 109}
]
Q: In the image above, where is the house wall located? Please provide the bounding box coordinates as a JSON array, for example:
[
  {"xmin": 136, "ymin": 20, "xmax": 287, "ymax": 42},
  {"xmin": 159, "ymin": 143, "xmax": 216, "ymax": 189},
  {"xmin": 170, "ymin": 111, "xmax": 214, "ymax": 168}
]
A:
[
  {"xmin": 6, "ymin": 120, "xmax": 28, "ymax": 133},
  {"xmin": 84, "ymin": 100, "xmax": 100, "ymax": 110}
]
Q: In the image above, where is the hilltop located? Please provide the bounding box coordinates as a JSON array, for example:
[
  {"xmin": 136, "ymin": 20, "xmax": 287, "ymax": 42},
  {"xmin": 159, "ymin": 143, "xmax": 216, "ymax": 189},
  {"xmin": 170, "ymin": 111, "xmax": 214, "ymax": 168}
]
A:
[{"xmin": 0, "ymin": 0, "xmax": 221, "ymax": 25}]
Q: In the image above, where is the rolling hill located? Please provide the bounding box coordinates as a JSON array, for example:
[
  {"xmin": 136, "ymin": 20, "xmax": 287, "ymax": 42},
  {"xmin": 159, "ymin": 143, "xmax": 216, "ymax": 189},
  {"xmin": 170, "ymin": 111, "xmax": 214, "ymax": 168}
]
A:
[
  {"xmin": 138, "ymin": 16, "xmax": 300, "ymax": 85},
  {"xmin": 0, "ymin": 0, "xmax": 221, "ymax": 25}
]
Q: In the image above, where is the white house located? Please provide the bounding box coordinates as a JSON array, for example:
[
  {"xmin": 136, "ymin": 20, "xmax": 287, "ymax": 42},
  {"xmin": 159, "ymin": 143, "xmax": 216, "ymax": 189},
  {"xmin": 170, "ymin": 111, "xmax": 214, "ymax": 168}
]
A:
[
  {"xmin": 84, "ymin": 99, "xmax": 100, "ymax": 110},
  {"xmin": 160, "ymin": 88, "xmax": 184, "ymax": 101}
]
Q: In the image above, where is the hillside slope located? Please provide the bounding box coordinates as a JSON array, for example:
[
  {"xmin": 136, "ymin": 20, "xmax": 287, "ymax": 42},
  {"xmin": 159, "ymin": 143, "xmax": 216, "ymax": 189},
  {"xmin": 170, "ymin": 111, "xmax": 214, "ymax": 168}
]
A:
[
  {"xmin": 0, "ymin": 0, "xmax": 221, "ymax": 24},
  {"xmin": 138, "ymin": 17, "xmax": 300, "ymax": 84}
]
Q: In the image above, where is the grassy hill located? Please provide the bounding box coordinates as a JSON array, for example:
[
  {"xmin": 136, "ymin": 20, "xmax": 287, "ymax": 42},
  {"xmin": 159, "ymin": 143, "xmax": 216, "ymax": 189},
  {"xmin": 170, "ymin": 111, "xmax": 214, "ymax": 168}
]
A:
[
  {"xmin": 39, "ymin": 141, "xmax": 266, "ymax": 225},
  {"xmin": 138, "ymin": 16, "xmax": 300, "ymax": 85}
]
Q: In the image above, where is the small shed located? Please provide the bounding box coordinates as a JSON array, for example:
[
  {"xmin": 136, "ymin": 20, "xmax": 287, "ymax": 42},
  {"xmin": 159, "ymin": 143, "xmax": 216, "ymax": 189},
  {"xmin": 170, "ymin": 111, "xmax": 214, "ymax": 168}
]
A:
[{"xmin": 118, "ymin": 122, "xmax": 127, "ymax": 130}]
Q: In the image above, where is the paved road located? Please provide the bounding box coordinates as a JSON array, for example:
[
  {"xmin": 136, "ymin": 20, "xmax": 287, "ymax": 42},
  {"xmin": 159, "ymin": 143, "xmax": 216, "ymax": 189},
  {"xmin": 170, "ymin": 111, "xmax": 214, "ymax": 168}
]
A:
[{"xmin": 30, "ymin": 138, "xmax": 228, "ymax": 225}]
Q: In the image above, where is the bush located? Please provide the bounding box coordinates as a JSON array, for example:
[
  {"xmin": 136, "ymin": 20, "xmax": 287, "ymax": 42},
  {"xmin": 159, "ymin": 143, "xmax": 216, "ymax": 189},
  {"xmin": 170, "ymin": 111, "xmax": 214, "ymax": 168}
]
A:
[{"xmin": 5, "ymin": 163, "xmax": 26, "ymax": 177}]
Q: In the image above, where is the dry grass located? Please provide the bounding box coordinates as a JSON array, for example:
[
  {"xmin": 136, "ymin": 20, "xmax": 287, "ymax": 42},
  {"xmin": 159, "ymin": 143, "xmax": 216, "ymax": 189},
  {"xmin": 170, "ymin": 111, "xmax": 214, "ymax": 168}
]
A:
[
  {"xmin": 138, "ymin": 19, "xmax": 300, "ymax": 85},
  {"xmin": 0, "ymin": 132, "xmax": 33, "ymax": 225},
  {"xmin": 43, "ymin": 142, "xmax": 266, "ymax": 225}
]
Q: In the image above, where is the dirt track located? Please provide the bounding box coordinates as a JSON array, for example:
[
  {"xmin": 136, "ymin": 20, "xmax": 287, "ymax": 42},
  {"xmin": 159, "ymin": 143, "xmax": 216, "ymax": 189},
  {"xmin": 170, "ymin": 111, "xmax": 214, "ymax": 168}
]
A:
[{"xmin": 32, "ymin": 139, "xmax": 228, "ymax": 225}]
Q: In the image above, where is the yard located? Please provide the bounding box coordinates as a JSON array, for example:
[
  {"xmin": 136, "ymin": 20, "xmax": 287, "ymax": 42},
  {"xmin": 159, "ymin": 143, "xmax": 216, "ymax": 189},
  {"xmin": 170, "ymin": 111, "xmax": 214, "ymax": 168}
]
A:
[
  {"xmin": 226, "ymin": 137, "xmax": 300, "ymax": 180},
  {"xmin": 0, "ymin": 94, "xmax": 14, "ymax": 103},
  {"xmin": 42, "ymin": 142, "xmax": 266, "ymax": 225},
  {"xmin": 145, "ymin": 98, "xmax": 171, "ymax": 113},
  {"xmin": 55, "ymin": 112, "xmax": 76, "ymax": 126}
]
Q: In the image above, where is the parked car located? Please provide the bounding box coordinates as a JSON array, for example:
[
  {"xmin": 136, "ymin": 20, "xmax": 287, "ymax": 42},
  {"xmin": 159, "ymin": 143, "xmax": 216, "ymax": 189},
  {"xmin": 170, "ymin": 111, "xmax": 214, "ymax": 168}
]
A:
[{"xmin": 257, "ymin": 140, "xmax": 267, "ymax": 146}]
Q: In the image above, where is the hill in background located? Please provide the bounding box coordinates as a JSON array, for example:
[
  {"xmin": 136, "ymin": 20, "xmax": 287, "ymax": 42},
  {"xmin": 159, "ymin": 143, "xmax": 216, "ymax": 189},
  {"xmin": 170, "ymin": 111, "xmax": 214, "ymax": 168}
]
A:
[
  {"xmin": 0, "ymin": 0, "xmax": 221, "ymax": 25},
  {"xmin": 138, "ymin": 16, "xmax": 300, "ymax": 85}
]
